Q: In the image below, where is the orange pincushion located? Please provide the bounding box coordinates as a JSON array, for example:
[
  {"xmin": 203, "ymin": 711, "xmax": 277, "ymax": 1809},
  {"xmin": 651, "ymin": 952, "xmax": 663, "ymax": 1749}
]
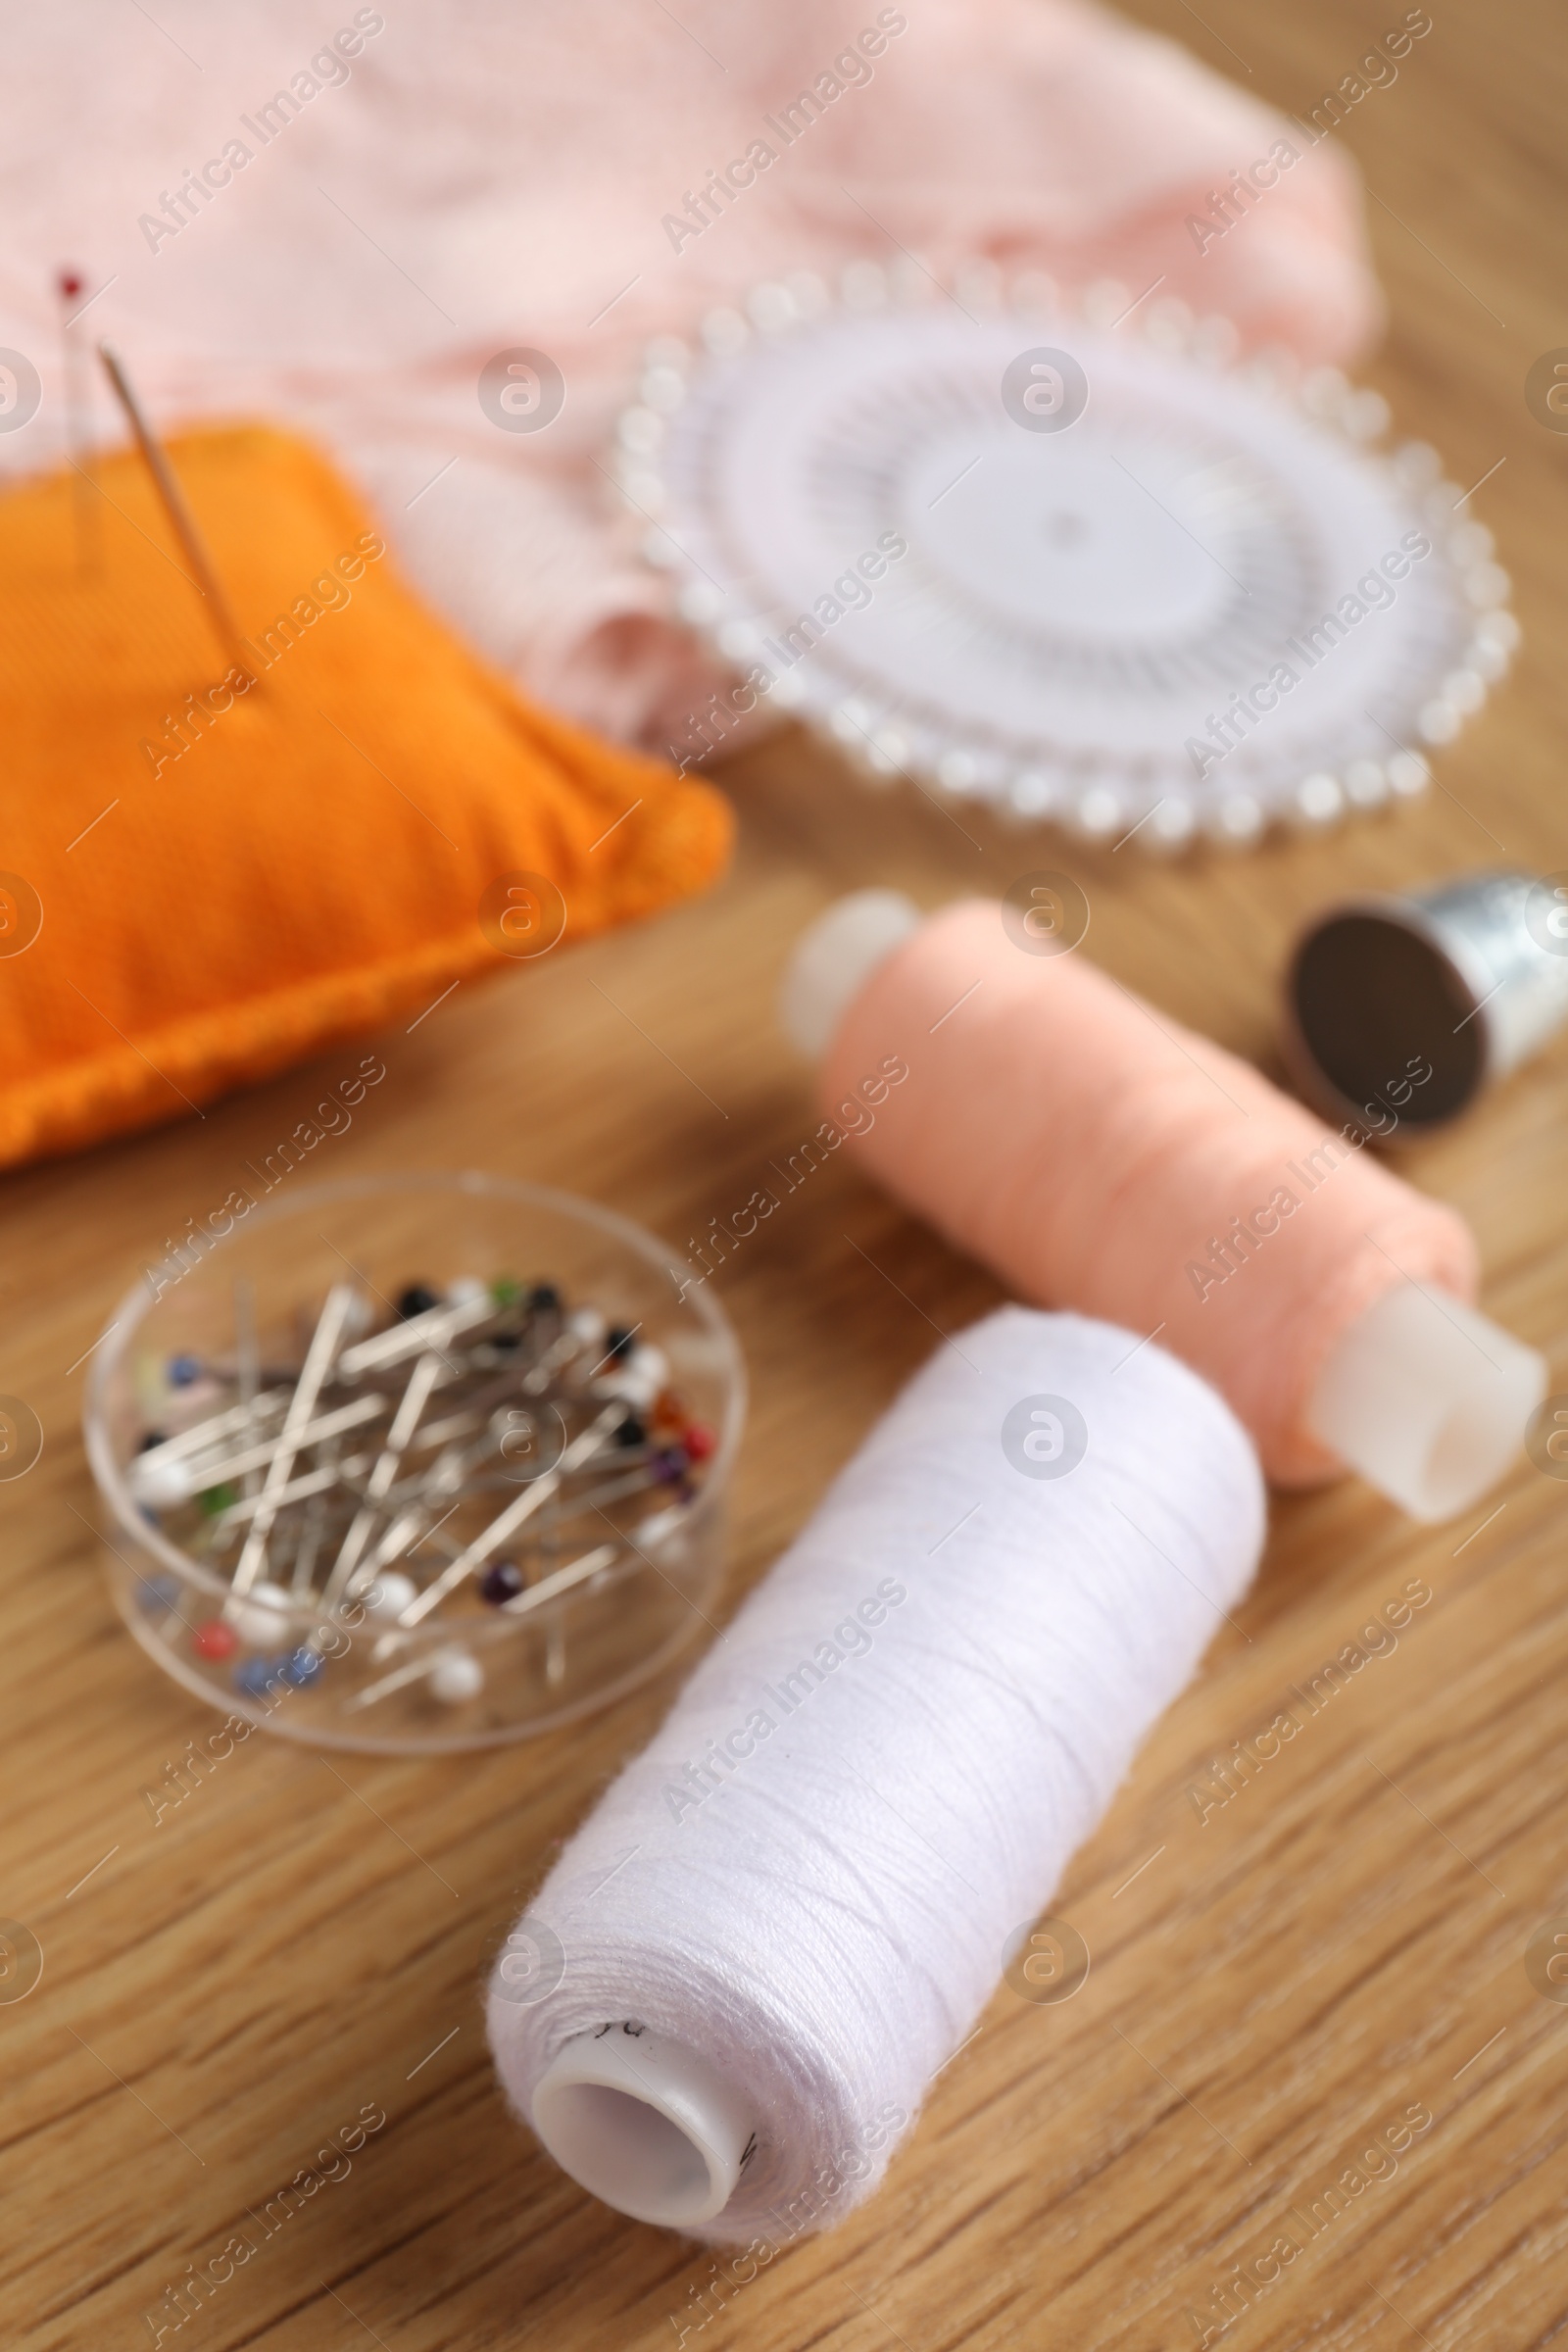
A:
[{"xmin": 0, "ymin": 424, "xmax": 732, "ymax": 1168}]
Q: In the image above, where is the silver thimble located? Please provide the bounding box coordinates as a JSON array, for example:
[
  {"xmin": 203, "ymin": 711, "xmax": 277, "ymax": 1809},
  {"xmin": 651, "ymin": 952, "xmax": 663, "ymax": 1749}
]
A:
[{"xmin": 1284, "ymin": 869, "xmax": 1568, "ymax": 1133}]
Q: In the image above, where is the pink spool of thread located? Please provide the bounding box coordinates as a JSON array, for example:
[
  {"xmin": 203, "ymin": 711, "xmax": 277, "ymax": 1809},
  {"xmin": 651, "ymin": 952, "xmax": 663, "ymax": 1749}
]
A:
[{"xmin": 782, "ymin": 893, "xmax": 1544, "ymax": 1520}]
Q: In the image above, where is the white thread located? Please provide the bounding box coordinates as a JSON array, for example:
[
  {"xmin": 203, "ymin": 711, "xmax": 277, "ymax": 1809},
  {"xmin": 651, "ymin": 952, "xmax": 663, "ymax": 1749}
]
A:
[{"xmin": 488, "ymin": 1307, "xmax": 1265, "ymax": 2241}]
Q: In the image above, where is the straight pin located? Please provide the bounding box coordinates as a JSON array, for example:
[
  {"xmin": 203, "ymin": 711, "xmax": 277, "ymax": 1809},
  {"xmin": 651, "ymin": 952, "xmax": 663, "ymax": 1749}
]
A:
[
  {"xmin": 230, "ymin": 1285, "xmax": 357, "ymax": 1598},
  {"xmin": 337, "ymin": 1292, "xmax": 493, "ymax": 1380},
  {"xmin": 137, "ymin": 1392, "xmax": 386, "ymax": 1499},
  {"xmin": 499, "ymin": 1543, "xmax": 620, "ymax": 1619},
  {"xmin": 361, "ymin": 1503, "xmax": 433, "ymax": 1580},
  {"xmin": 292, "ymin": 1484, "xmax": 331, "ymax": 1597},
  {"xmin": 394, "ymin": 1403, "xmax": 626, "ymax": 1628},
  {"xmin": 322, "ymin": 1350, "xmax": 446, "ymax": 1609},
  {"xmin": 234, "ymin": 1277, "xmax": 262, "ymax": 1503},
  {"xmin": 96, "ymin": 339, "xmax": 251, "ymax": 672},
  {"xmin": 134, "ymin": 1390, "xmax": 285, "ymax": 1470},
  {"xmin": 346, "ymin": 1545, "xmax": 624, "ymax": 1713},
  {"xmin": 340, "ymin": 1651, "xmax": 447, "ymax": 1712},
  {"xmin": 210, "ymin": 1449, "xmax": 376, "ymax": 1533}
]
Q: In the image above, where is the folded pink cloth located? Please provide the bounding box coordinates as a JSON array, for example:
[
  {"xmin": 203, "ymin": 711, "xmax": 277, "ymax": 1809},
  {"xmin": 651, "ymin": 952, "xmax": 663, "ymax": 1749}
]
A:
[{"xmin": 0, "ymin": 0, "xmax": 1378, "ymax": 752}]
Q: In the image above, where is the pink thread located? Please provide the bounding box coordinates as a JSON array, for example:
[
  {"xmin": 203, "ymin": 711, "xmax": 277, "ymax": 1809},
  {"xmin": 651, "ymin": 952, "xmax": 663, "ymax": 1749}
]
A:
[{"xmin": 818, "ymin": 898, "xmax": 1477, "ymax": 1485}]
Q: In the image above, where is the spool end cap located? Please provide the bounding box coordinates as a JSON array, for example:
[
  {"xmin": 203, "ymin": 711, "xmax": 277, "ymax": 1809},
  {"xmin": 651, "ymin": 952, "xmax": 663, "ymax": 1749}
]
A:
[
  {"xmin": 1306, "ymin": 1280, "xmax": 1545, "ymax": 1520},
  {"xmin": 530, "ymin": 2026, "xmax": 753, "ymax": 2228},
  {"xmin": 780, "ymin": 890, "xmax": 921, "ymax": 1059}
]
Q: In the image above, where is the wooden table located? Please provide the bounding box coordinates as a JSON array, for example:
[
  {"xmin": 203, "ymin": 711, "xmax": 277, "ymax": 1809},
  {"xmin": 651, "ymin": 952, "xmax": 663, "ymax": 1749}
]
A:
[{"xmin": 9, "ymin": 2, "xmax": 1568, "ymax": 2343}]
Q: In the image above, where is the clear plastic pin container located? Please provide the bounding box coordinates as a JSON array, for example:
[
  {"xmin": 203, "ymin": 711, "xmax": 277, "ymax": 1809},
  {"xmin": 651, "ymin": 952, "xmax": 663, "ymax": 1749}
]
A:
[{"xmin": 83, "ymin": 1172, "xmax": 745, "ymax": 1753}]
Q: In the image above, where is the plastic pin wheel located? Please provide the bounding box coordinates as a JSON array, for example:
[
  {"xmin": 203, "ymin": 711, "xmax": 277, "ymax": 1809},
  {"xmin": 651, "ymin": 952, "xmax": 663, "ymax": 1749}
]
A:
[{"xmin": 613, "ymin": 263, "xmax": 1516, "ymax": 853}]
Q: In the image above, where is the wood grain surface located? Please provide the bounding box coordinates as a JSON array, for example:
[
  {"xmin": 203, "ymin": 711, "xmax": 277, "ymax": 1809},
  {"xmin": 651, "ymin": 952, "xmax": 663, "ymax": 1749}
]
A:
[{"xmin": 7, "ymin": 3, "xmax": 1568, "ymax": 2345}]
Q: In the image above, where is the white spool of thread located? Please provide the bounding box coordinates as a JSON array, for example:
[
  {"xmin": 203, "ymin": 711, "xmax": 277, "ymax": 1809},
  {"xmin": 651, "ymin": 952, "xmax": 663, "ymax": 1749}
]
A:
[{"xmin": 488, "ymin": 1307, "xmax": 1265, "ymax": 2240}]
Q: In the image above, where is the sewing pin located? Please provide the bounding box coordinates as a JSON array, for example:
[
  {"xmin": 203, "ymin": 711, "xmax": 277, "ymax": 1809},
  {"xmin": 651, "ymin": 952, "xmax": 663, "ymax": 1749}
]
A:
[
  {"xmin": 96, "ymin": 339, "xmax": 251, "ymax": 674},
  {"xmin": 322, "ymin": 1349, "xmax": 446, "ymax": 1611},
  {"xmin": 210, "ymin": 1448, "xmax": 377, "ymax": 1535},
  {"xmin": 234, "ymin": 1277, "xmax": 262, "ymax": 1502},
  {"xmin": 292, "ymin": 1482, "xmax": 332, "ymax": 1598},
  {"xmin": 229, "ymin": 1284, "xmax": 358, "ymax": 1598},
  {"xmin": 336, "ymin": 1290, "xmax": 493, "ymax": 1381},
  {"xmin": 498, "ymin": 1542, "xmax": 620, "ymax": 1619},
  {"xmin": 340, "ymin": 1642, "xmax": 483, "ymax": 1712},
  {"xmin": 392, "ymin": 1402, "xmax": 627, "ymax": 1629},
  {"xmin": 343, "ymin": 1544, "xmax": 623, "ymax": 1714},
  {"xmin": 132, "ymin": 1389, "xmax": 286, "ymax": 1473},
  {"xmin": 359, "ymin": 1503, "xmax": 436, "ymax": 1586},
  {"xmin": 135, "ymin": 1391, "xmax": 387, "ymax": 1506}
]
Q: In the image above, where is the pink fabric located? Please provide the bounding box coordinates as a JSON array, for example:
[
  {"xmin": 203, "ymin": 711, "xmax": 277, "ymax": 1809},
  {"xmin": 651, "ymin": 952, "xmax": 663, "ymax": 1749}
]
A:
[
  {"xmin": 0, "ymin": 1, "xmax": 1378, "ymax": 752},
  {"xmin": 820, "ymin": 901, "xmax": 1476, "ymax": 1486}
]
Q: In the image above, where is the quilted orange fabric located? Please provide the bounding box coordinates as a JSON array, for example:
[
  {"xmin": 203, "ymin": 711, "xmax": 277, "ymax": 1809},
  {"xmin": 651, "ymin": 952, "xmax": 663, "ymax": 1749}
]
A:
[{"xmin": 0, "ymin": 424, "xmax": 732, "ymax": 1168}]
